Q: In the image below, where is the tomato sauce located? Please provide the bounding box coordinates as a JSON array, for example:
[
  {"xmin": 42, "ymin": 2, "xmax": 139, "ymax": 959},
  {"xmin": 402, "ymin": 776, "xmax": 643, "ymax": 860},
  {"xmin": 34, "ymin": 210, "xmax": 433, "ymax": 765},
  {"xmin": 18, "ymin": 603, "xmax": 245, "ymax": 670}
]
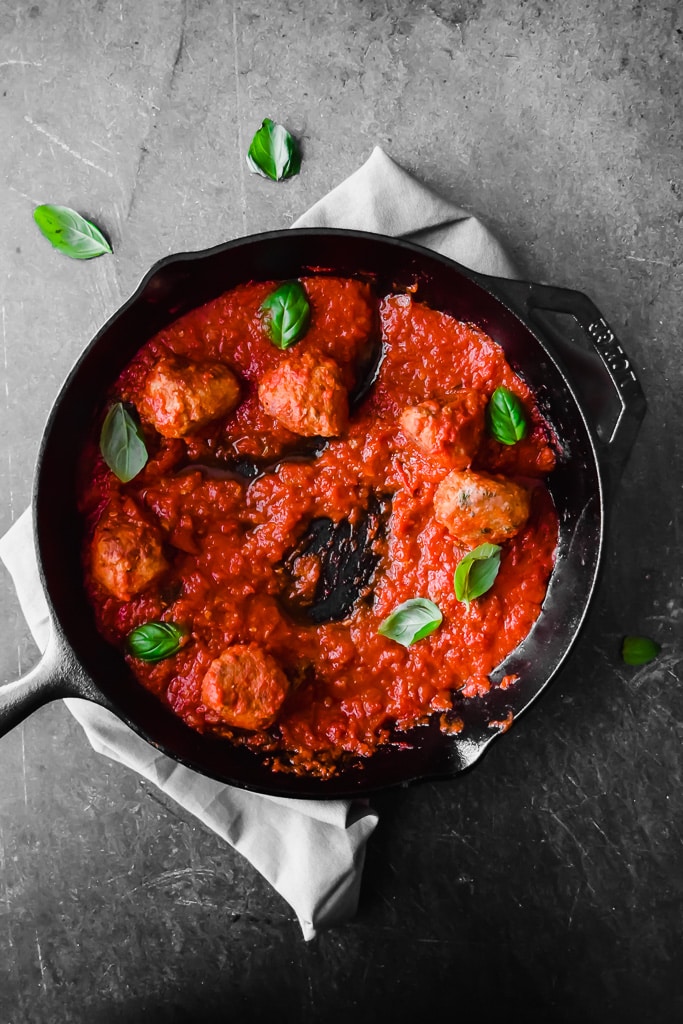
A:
[{"xmin": 78, "ymin": 277, "xmax": 559, "ymax": 777}]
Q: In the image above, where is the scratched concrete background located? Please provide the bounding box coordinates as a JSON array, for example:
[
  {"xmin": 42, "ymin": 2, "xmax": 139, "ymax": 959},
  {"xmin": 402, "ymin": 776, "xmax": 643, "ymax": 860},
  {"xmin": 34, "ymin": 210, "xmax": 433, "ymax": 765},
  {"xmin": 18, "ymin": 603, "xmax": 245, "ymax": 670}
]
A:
[{"xmin": 1, "ymin": 0, "xmax": 682, "ymax": 1021}]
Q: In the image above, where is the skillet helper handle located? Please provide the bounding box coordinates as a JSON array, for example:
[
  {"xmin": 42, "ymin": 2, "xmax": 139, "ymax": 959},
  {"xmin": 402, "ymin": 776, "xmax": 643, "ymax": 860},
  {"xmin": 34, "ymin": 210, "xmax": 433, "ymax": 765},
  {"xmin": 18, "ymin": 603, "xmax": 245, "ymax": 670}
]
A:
[
  {"xmin": 0, "ymin": 624, "xmax": 103, "ymax": 738},
  {"xmin": 486, "ymin": 278, "xmax": 646, "ymax": 494}
]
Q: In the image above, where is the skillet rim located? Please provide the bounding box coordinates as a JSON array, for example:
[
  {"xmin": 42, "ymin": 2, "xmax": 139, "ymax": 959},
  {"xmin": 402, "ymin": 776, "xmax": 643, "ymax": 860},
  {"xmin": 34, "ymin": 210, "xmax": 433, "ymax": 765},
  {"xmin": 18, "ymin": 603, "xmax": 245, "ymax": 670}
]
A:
[{"xmin": 31, "ymin": 227, "xmax": 609, "ymax": 798}]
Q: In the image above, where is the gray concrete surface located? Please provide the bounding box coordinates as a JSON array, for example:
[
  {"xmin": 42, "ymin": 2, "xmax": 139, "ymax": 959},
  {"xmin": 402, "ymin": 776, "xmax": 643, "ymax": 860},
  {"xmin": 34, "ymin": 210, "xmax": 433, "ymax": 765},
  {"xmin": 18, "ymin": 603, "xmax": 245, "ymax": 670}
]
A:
[{"xmin": 1, "ymin": 1, "xmax": 682, "ymax": 1022}]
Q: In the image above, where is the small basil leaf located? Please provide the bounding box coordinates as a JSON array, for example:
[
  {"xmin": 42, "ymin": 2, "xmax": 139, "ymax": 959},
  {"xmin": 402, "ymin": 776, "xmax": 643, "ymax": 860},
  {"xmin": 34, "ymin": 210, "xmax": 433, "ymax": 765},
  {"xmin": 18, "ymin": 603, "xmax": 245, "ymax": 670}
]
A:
[
  {"xmin": 99, "ymin": 402, "xmax": 148, "ymax": 483},
  {"xmin": 378, "ymin": 597, "xmax": 443, "ymax": 648},
  {"xmin": 246, "ymin": 118, "xmax": 301, "ymax": 181},
  {"xmin": 260, "ymin": 281, "xmax": 310, "ymax": 349},
  {"xmin": 128, "ymin": 622, "xmax": 185, "ymax": 662},
  {"xmin": 33, "ymin": 204, "xmax": 112, "ymax": 259},
  {"xmin": 454, "ymin": 543, "xmax": 502, "ymax": 605},
  {"xmin": 621, "ymin": 635, "xmax": 661, "ymax": 666},
  {"xmin": 487, "ymin": 386, "xmax": 528, "ymax": 445}
]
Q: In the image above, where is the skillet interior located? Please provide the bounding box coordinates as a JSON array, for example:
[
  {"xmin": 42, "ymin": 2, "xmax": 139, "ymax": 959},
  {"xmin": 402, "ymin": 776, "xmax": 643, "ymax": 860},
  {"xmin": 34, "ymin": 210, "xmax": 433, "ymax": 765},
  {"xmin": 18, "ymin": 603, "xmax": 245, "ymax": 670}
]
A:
[{"xmin": 34, "ymin": 229, "xmax": 603, "ymax": 797}]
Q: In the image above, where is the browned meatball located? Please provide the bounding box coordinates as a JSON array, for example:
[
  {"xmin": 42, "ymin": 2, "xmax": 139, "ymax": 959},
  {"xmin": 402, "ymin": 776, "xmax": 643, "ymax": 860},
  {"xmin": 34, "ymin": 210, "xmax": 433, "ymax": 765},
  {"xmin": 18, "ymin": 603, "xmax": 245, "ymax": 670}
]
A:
[
  {"xmin": 433, "ymin": 469, "xmax": 531, "ymax": 546},
  {"xmin": 201, "ymin": 644, "xmax": 290, "ymax": 731},
  {"xmin": 91, "ymin": 500, "xmax": 168, "ymax": 601},
  {"xmin": 400, "ymin": 389, "xmax": 487, "ymax": 471},
  {"xmin": 140, "ymin": 353, "xmax": 240, "ymax": 438},
  {"xmin": 258, "ymin": 350, "xmax": 348, "ymax": 437}
]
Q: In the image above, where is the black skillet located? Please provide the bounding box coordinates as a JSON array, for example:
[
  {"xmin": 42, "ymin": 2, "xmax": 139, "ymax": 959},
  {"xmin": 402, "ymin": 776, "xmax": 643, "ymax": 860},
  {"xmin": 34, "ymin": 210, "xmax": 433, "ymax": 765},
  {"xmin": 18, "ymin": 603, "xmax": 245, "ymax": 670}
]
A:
[{"xmin": 0, "ymin": 229, "xmax": 645, "ymax": 797}]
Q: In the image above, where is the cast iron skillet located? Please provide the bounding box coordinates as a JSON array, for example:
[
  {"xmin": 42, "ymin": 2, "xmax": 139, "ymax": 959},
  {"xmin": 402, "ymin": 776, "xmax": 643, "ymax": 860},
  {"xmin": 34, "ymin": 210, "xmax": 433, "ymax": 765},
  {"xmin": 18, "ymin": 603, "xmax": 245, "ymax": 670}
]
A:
[{"xmin": 0, "ymin": 229, "xmax": 645, "ymax": 797}]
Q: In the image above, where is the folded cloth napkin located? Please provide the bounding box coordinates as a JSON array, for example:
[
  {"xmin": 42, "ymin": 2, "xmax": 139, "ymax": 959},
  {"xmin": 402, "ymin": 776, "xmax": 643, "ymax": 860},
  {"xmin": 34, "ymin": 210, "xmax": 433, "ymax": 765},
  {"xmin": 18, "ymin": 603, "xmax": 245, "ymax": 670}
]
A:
[
  {"xmin": 0, "ymin": 145, "xmax": 516, "ymax": 940},
  {"xmin": 293, "ymin": 145, "xmax": 519, "ymax": 278}
]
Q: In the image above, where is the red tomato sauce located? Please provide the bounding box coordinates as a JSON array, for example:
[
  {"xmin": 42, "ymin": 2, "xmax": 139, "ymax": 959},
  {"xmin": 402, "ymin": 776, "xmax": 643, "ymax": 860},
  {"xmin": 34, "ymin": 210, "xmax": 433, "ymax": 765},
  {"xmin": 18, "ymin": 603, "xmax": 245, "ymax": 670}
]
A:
[{"xmin": 78, "ymin": 277, "xmax": 559, "ymax": 777}]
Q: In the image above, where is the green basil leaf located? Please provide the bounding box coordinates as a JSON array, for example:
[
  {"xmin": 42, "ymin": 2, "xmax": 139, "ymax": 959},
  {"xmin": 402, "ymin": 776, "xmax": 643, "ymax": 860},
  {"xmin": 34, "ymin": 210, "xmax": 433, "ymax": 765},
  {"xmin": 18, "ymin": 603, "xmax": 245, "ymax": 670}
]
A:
[
  {"xmin": 621, "ymin": 635, "xmax": 661, "ymax": 666},
  {"xmin": 260, "ymin": 281, "xmax": 310, "ymax": 349},
  {"xmin": 246, "ymin": 118, "xmax": 301, "ymax": 181},
  {"xmin": 454, "ymin": 543, "xmax": 502, "ymax": 605},
  {"xmin": 99, "ymin": 402, "xmax": 148, "ymax": 483},
  {"xmin": 33, "ymin": 204, "xmax": 112, "ymax": 259},
  {"xmin": 487, "ymin": 386, "xmax": 528, "ymax": 445},
  {"xmin": 128, "ymin": 621, "xmax": 185, "ymax": 662},
  {"xmin": 378, "ymin": 597, "xmax": 443, "ymax": 648}
]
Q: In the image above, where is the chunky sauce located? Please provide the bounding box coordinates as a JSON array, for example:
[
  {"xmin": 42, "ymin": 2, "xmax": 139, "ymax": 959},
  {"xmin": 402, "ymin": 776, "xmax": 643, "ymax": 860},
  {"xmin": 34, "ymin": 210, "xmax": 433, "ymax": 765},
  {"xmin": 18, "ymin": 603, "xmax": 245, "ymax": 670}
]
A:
[{"xmin": 78, "ymin": 277, "xmax": 559, "ymax": 777}]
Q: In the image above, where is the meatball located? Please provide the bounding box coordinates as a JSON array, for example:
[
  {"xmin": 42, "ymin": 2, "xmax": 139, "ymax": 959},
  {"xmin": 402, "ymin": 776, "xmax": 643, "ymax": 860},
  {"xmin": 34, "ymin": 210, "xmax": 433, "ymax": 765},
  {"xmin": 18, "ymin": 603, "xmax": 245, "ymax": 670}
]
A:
[
  {"xmin": 258, "ymin": 350, "xmax": 348, "ymax": 437},
  {"xmin": 140, "ymin": 353, "xmax": 240, "ymax": 438},
  {"xmin": 201, "ymin": 644, "xmax": 290, "ymax": 731},
  {"xmin": 91, "ymin": 501, "xmax": 168, "ymax": 601},
  {"xmin": 400, "ymin": 389, "xmax": 487, "ymax": 471},
  {"xmin": 433, "ymin": 469, "xmax": 531, "ymax": 546}
]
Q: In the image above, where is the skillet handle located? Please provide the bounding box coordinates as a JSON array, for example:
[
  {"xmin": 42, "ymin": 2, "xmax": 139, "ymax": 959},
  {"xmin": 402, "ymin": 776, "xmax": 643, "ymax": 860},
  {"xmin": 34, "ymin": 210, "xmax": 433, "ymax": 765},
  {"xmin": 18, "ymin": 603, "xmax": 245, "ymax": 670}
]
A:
[
  {"xmin": 0, "ymin": 624, "xmax": 105, "ymax": 738},
  {"xmin": 483, "ymin": 277, "xmax": 646, "ymax": 493}
]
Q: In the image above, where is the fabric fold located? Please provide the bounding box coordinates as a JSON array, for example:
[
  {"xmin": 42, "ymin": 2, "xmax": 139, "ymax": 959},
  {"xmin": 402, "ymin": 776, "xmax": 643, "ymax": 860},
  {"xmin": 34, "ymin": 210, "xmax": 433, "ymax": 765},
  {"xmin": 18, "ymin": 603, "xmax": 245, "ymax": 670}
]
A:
[{"xmin": 293, "ymin": 146, "xmax": 519, "ymax": 278}]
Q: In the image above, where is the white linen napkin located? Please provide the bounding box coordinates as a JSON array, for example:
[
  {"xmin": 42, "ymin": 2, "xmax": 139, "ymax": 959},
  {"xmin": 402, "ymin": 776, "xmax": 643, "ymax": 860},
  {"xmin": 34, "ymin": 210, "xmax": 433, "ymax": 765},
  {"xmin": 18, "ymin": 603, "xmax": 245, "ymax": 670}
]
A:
[
  {"xmin": 0, "ymin": 145, "xmax": 516, "ymax": 940},
  {"xmin": 293, "ymin": 145, "xmax": 518, "ymax": 277}
]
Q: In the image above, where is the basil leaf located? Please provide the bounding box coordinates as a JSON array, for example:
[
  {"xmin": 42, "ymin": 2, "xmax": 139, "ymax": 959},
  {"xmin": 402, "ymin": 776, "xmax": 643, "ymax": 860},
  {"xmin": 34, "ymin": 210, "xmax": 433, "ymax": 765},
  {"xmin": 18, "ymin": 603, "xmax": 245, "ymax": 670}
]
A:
[
  {"xmin": 378, "ymin": 598, "xmax": 443, "ymax": 648},
  {"xmin": 621, "ymin": 635, "xmax": 661, "ymax": 666},
  {"xmin": 128, "ymin": 622, "xmax": 185, "ymax": 662},
  {"xmin": 33, "ymin": 204, "xmax": 112, "ymax": 259},
  {"xmin": 454, "ymin": 543, "xmax": 502, "ymax": 605},
  {"xmin": 99, "ymin": 402, "xmax": 148, "ymax": 482},
  {"xmin": 487, "ymin": 386, "xmax": 528, "ymax": 445},
  {"xmin": 246, "ymin": 118, "xmax": 301, "ymax": 181},
  {"xmin": 260, "ymin": 281, "xmax": 310, "ymax": 349}
]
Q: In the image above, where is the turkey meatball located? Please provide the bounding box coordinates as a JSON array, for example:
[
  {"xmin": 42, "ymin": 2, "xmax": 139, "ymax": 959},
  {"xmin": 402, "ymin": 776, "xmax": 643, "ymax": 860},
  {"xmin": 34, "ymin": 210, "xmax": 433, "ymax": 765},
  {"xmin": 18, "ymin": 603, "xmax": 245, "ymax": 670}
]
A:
[
  {"xmin": 201, "ymin": 644, "xmax": 290, "ymax": 731},
  {"xmin": 91, "ymin": 500, "xmax": 168, "ymax": 601},
  {"xmin": 433, "ymin": 469, "xmax": 531, "ymax": 546},
  {"xmin": 140, "ymin": 353, "xmax": 240, "ymax": 438},
  {"xmin": 400, "ymin": 389, "xmax": 487, "ymax": 471},
  {"xmin": 258, "ymin": 350, "xmax": 348, "ymax": 437}
]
